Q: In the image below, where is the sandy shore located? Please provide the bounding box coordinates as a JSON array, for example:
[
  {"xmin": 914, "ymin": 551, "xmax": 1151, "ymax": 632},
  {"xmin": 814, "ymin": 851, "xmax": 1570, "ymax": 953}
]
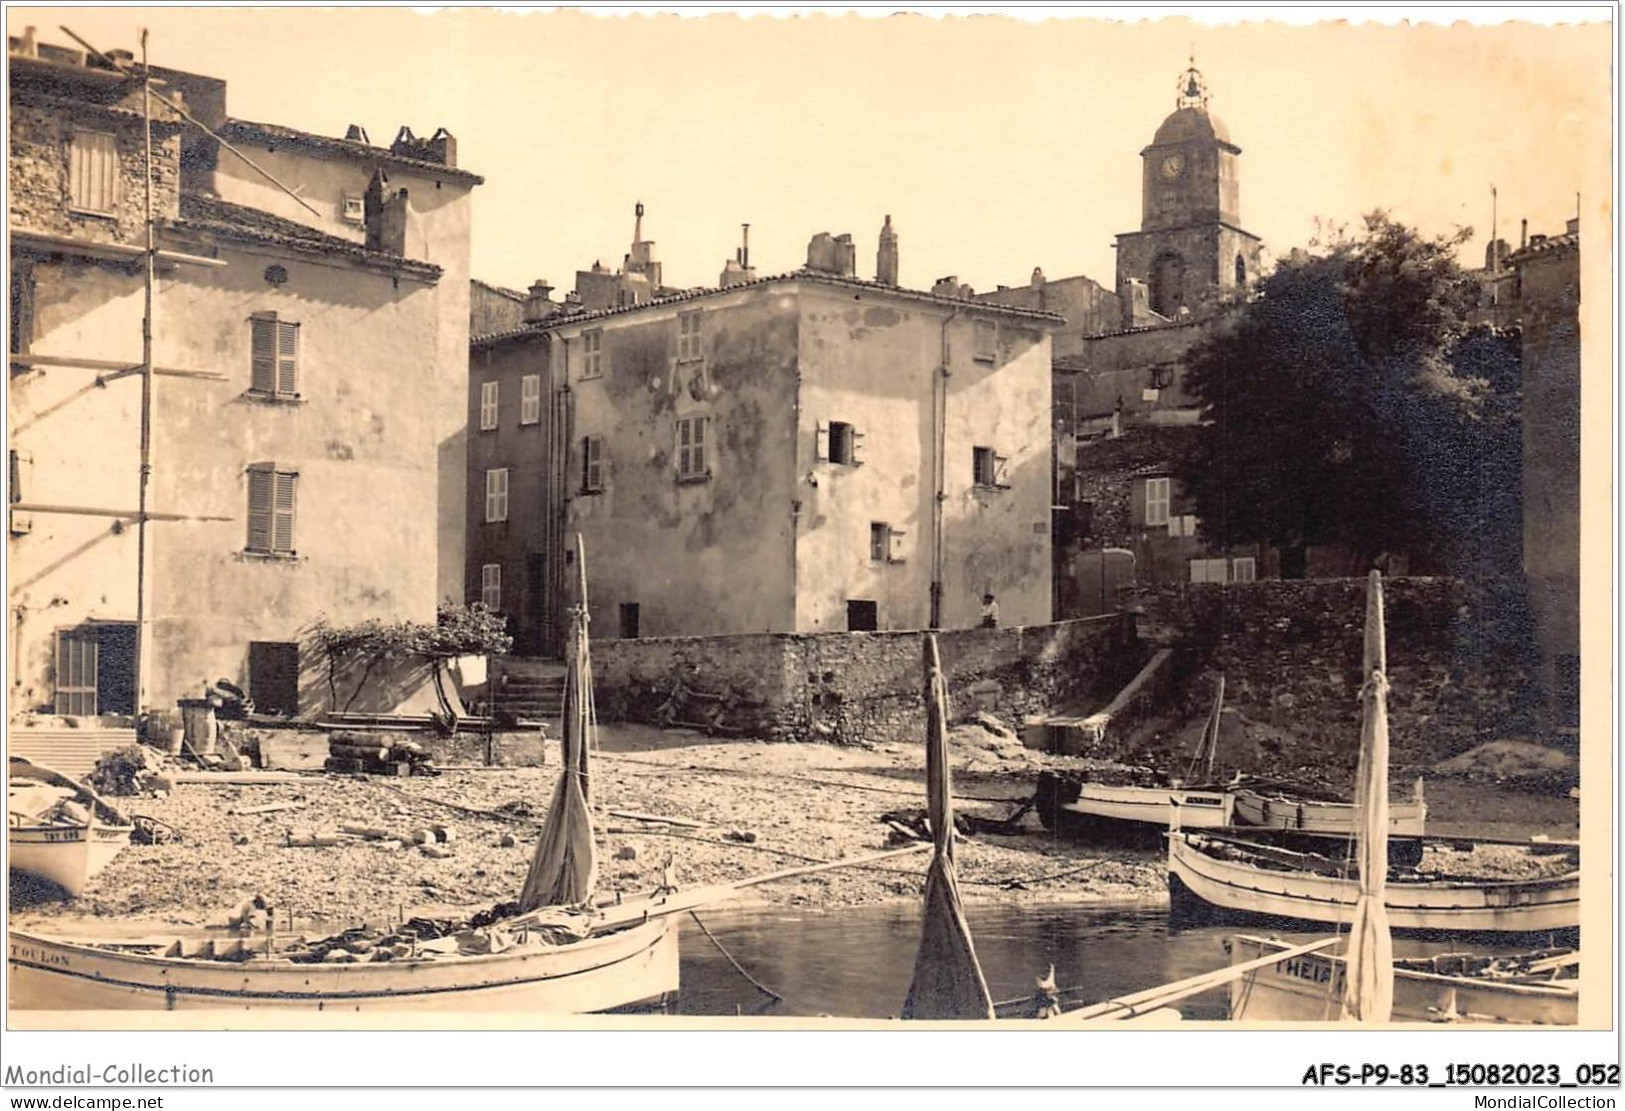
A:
[{"xmin": 11, "ymin": 723, "xmax": 1577, "ymax": 936}]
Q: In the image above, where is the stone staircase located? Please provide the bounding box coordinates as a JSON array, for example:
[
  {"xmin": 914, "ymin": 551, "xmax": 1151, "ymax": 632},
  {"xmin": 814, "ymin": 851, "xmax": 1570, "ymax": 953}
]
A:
[{"xmin": 480, "ymin": 657, "xmax": 567, "ymax": 721}]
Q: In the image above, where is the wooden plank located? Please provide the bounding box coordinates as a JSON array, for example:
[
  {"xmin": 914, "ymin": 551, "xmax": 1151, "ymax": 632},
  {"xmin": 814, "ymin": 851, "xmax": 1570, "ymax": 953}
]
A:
[
  {"xmin": 11, "ymin": 502, "xmax": 233, "ymax": 522},
  {"xmin": 168, "ymin": 771, "xmax": 309, "ymax": 785},
  {"xmin": 607, "ymin": 809, "xmax": 703, "ymax": 830}
]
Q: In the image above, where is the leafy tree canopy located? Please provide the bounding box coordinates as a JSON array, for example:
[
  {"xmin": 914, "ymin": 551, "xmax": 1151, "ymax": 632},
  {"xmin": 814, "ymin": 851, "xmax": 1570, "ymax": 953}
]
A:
[{"xmin": 1179, "ymin": 212, "xmax": 1521, "ymax": 576}]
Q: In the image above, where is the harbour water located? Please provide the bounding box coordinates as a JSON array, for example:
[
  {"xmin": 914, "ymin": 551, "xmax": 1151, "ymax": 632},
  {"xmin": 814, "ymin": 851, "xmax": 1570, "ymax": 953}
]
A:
[{"xmin": 674, "ymin": 901, "xmax": 1547, "ymax": 1020}]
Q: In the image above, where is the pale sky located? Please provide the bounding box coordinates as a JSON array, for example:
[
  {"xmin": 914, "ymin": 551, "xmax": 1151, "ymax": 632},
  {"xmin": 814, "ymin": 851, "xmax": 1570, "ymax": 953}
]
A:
[{"xmin": 15, "ymin": 7, "xmax": 1612, "ymax": 295}]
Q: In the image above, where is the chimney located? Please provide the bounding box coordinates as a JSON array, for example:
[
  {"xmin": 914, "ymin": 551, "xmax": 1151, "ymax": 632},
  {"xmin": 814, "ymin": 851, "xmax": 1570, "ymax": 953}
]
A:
[
  {"xmin": 1566, "ymin": 217, "xmax": 1580, "ymax": 235},
  {"xmin": 1520, "ymin": 218, "xmax": 1528, "ymax": 249},
  {"xmin": 741, "ymin": 223, "xmax": 750, "ymax": 270},
  {"xmin": 1031, "ymin": 267, "xmax": 1046, "ymax": 288},
  {"xmin": 876, "ymin": 215, "xmax": 898, "ymax": 285},
  {"xmin": 806, "ymin": 232, "xmax": 844, "ymax": 274},
  {"xmin": 365, "ymin": 169, "xmax": 409, "ymax": 256},
  {"xmin": 363, "ymin": 168, "xmax": 389, "ymax": 251},
  {"xmin": 720, "ymin": 225, "xmax": 757, "ymax": 288},
  {"xmin": 426, "ymin": 127, "xmax": 457, "ymax": 168},
  {"xmin": 344, "ymin": 124, "xmax": 370, "ymax": 144},
  {"xmin": 523, "ymin": 280, "xmax": 555, "ymax": 324},
  {"xmin": 932, "ymin": 275, "xmax": 961, "ymax": 298}
]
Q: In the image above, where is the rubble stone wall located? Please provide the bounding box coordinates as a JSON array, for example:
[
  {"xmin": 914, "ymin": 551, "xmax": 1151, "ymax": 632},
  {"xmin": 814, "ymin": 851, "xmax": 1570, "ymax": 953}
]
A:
[
  {"xmin": 1123, "ymin": 575, "xmax": 1542, "ymax": 768},
  {"xmin": 592, "ymin": 615, "xmax": 1141, "ymax": 746}
]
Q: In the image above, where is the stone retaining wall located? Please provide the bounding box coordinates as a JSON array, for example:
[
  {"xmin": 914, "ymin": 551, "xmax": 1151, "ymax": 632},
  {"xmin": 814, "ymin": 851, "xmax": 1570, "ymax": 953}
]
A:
[{"xmin": 592, "ymin": 616, "xmax": 1141, "ymax": 746}]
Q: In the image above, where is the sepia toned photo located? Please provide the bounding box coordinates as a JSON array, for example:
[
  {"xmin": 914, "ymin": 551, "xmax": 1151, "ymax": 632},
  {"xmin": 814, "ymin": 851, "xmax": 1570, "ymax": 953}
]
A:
[{"xmin": 2, "ymin": 4, "xmax": 1612, "ymax": 1060}]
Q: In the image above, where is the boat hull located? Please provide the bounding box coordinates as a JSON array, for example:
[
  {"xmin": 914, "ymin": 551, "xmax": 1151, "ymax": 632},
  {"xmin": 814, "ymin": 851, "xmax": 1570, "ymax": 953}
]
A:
[
  {"xmin": 1233, "ymin": 790, "xmax": 1427, "ymax": 836},
  {"xmin": 1226, "ymin": 934, "xmax": 1578, "ymax": 1024},
  {"xmin": 1064, "ymin": 784, "xmax": 1235, "ymax": 830},
  {"xmin": 9, "ymin": 824, "xmax": 132, "ymax": 897},
  {"xmin": 8, "ymin": 917, "xmax": 679, "ymax": 1014},
  {"xmin": 1167, "ymin": 833, "xmax": 1579, "ymax": 936}
]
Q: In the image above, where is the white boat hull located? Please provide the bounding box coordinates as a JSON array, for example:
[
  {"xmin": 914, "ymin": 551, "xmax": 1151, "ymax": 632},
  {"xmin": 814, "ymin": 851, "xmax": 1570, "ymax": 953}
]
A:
[
  {"xmin": 1227, "ymin": 934, "xmax": 1578, "ymax": 1024},
  {"xmin": 1167, "ymin": 833, "xmax": 1579, "ymax": 934},
  {"xmin": 1065, "ymin": 784, "xmax": 1235, "ymax": 829},
  {"xmin": 9, "ymin": 823, "xmax": 132, "ymax": 897},
  {"xmin": 1233, "ymin": 789, "xmax": 1427, "ymax": 836},
  {"xmin": 8, "ymin": 917, "xmax": 679, "ymax": 1014}
]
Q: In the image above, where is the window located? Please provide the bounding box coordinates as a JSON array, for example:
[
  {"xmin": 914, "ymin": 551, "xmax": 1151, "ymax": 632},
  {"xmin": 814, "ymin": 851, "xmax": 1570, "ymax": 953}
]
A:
[
  {"xmin": 870, "ymin": 522, "xmax": 890, "ymax": 562},
  {"xmin": 818, "ymin": 420, "xmax": 863, "ymax": 466},
  {"xmin": 1144, "ymin": 477, "xmax": 1171, "ymax": 527},
  {"xmin": 520, "ymin": 374, "xmax": 542, "ymax": 425},
  {"xmin": 582, "ymin": 435, "xmax": 604, "ymax": 493},
  {"xmin": 485, "ymin": 467, "xmax": 509, "ymax": 522},
  {"xmin": 1235, "ymin": 254, "xmax": 1247, "ymax": 286},
  {"xmin": 677, "ymin": 312, "xmax": 703, "ymax": 362},
  {"xmin": 248, "ymin": 641, "xmax": 300, "ymax": 718},
  {"xmin": 341, "ymin": 192, "xmax": 364, "ymax": 224},
  {"xmin": 847, "ymin": 599, "xmax": 878, "ymax": 632},
  {"xmin": 582, "ymin": 329, "xmax": 604, "ymax": 379},
  {"xmin": 1231, "ymin": 557, "xmax": 1257, "ymax": 583},
  {"xmin": 973, "ymin": 319, "xmax": 996, "ymax": 363},
  {"xmin": 249, "ymin": 313, "xmax": 299, "ymax": 398},
  {"xmin": 973, "ymin": 446, "xmax": 1009, "ymax": 489},
  {"xmin": 676, "ymin": 416, "xmax": 709, "ymax": 481},
  {"xmin": 479, "ymin": 381, "xmax": 499, "ymax": 431},
  {"xmin": 68, "ymin": 130, "xmax": 118, "ymax": 215},
  {"xmin": 619, "ymin": 603, "xmax": 640, "ymax": 640},
  {"xmin": 1190, "ymin": 558, "xmax": 1228, "ymax": 584},
  {"xmin": 1167, "ymin": 514, "xmax": 1200, "ymax": 538},
  {"xmin": 481, "ymin": 563, "xmax": 502, "ymax": 610},
  {"xmin": 246, "ymin": 464, "xmax": 298, "ymax": 555}
]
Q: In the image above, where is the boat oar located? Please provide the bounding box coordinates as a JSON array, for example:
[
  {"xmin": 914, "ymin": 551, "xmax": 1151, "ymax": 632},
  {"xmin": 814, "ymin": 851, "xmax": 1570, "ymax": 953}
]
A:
[{"xmin": 1065, "ymin": 935, "xmax": 1343, "ymax": 1021}]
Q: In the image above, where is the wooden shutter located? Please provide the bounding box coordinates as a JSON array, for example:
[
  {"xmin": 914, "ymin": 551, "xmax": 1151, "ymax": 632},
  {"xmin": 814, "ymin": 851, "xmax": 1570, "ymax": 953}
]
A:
[
  {"xmin": 250, "ymin": 315, "xmax": 277, "ymax": 393},
  {"xmin": 273, "ymin": 472, "xmax": 297, "ymax": 553},
  {"xmin": 54, "ymin": 628, "xmax": 99, "ymax": 716},
  {"xmin": 815, "ymin": 421, "xmax": 830, "ymax": 462},
  {"xmin": 887, "ymin": 527, "xmax": 908, "ymax": 564},
  {"xmin": 276, "ymin": 320, "xmax": 299, "ymax": 396},
  {"xmin": 583, "ymin": 436, "xmax": 603, "ymax": 492},
  {"xmin": 69, "ymin": 131, "xmax": 117, "ymax": 213},
  {"xmin": 851, "ymin": 427, "xmax": 866, "ymax": 467},
  {"xmin": 994, "ymin": 452, "xmax": 1010, "ymax": 488},
  {"xmin": 247, "ymin": 466, "xmax": 274, "ymax": 550}
]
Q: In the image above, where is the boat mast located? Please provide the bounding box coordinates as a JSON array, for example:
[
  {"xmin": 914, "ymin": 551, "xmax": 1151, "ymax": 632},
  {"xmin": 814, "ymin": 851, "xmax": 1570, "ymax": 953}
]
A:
[{"xmin": 132, "ymin": 27, "xmax": 155, "ymax": 715}]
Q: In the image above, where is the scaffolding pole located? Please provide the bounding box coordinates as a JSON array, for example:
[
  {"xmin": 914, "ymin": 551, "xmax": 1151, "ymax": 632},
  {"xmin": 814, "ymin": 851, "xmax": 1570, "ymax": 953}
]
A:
[{"xmin": 132, "ymin": 27, "xmax": 155, "ymax": 715}]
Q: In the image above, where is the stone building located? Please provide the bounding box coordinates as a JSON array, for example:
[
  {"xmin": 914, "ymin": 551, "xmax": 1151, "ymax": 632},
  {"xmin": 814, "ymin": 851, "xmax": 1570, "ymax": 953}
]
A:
[
  {"xmin": 468, "ymin": 225, "xmax": 1061, "ymax": 652},
  {"xmin": 8, "ymin": 34, "xmax": 479, "ymax": 717},
  {"xmin": 978, "ymin": 62, "xmax": 1266, "ymax": 609},
  {"xmin": 1508, "ymin": 218, "xmax": 1580, "ymax": 731}
]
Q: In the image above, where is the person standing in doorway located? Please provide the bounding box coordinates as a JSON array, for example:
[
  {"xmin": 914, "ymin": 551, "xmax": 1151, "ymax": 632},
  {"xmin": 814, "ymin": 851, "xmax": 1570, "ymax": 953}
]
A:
[{"xmin": 979, "ymin": 593, "xmax": 999, "ymax": 629}]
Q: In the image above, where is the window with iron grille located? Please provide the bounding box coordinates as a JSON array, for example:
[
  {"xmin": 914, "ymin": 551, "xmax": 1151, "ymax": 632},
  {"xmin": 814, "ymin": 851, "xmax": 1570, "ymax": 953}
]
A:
[
  {"xmin": 485, "ymin": 467, "xmax": 509, "ymax": 522},
  {"xmin": 479, "ymin": 381, "xmax": 499, "ymax": 431},
  {"xmin": 481, "ymin": 563, "xmax": 502, "ymax": 609},
  {"xmin": 246, "ymin": 464, "xmax": 298, "ymax": 555},
  {"xmin": 677, "ymin": 312, "xmax": 703, "ymax": 362},
  {"xmin": 582, "ymin": 329, "xmax": 604, "ymax": 379},
  {"xmin": 249, "ymin": 312, "xmax": 300, "ymax": 398},
  {"xmin": 582, "ymin": 435, "xmax": 605, "ymax": 494},
  {"xmin": 68, "ymin": 129, "xmax": 118, "ymax": 215},
  {"xmin": 520, "ymin": 374, "xmax": 542, "ymax": 425},
  {"xmin": 676, "ymin": 416, "xmax": 709, "ymax": 481}
]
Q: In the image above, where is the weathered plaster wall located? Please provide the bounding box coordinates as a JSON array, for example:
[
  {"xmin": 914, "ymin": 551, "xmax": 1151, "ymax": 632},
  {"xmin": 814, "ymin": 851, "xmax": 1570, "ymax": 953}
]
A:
[
  {"xmin": 591, "ymin": 616, "xmax": 1138, "ymax": 746},
  {"xmin": 795, "ymin": 286, "xmax": 1053, "ymax": 631},
  {"xmin": 559, "ymin": 287, "xmax": 799, "ymax": 637},
  {"xmin": 8, "ymin": 261, "xmax": 146, "ymax": 713},
  {"xmin": 212, "ymin": 144, "xmax": 474, "ymax": 606},
  {"xmin": 142, "ymin": 243, "xmax": 442, "ymax": 712},
  {"xmin": 977, "ymin": 274, "xmax": 1120, "ymax": 356}
]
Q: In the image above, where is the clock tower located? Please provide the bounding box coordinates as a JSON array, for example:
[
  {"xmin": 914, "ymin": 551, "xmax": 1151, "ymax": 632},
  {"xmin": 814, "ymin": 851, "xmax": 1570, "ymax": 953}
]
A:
[{"xmin": 1115, "ymin": 62, "xmax": 1262, "ymax": 323}]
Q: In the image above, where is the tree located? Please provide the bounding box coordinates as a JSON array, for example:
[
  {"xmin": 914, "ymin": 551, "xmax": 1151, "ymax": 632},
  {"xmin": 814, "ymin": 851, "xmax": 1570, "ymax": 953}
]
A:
[{"xmin": 1179, "ymin": 212, "xmax": 1521, "ymax": 576}]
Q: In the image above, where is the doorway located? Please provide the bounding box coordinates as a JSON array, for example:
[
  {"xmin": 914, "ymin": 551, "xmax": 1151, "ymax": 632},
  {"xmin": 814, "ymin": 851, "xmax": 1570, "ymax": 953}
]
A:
[
  {"xmin": 54, "ymin": 622, "xmax": 135, "ymax": 716},
  {"xmin": 619, "ymin": 602, "xmax": 640, "ymax": 640}
]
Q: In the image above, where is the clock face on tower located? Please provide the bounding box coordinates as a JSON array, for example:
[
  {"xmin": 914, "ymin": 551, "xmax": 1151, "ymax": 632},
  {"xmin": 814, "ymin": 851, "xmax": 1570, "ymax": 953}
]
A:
[{"xmin": 1159, "ymin": 153, "xmax": 1185, "ymax": 181}]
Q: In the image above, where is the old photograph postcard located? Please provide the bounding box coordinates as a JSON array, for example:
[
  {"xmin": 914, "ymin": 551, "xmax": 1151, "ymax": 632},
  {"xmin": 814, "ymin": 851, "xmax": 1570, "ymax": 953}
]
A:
[{"xmin": 2, "ymin": 1, "xmax": 1616, "ymax": 1093}]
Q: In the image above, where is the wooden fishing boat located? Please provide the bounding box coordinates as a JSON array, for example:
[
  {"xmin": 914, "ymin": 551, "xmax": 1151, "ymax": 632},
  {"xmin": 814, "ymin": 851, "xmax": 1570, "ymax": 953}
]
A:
[
  {"xmin": 7, "ymin": 915, "xmax": 678, "ymax": 1013},
  {"xmin": 9, "ymin": 756, "xmax": 133, "ymax": 898},
  {"xmin": 1226, "ymin": 934, "xmax": 1578, "ymax": 1024},
  {"xmin": 1232, "ymin": 776, "xmax": 1427, "ymax": 836},
  {"xmin": 1167, "ymin": 829, "xmax": 1580, "ymax": 936}
]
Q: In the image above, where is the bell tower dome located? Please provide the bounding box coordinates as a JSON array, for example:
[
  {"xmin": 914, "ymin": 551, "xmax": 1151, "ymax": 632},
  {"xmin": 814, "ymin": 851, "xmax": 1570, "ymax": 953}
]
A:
[{"xmin": 1114, "ymin": 60, "xmax": 1262, "ymax": 325}]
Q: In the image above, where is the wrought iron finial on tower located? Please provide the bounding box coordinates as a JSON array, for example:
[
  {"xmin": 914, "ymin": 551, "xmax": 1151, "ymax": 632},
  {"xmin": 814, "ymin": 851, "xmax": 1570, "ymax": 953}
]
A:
[
  {"xmin": 633, "ymin": 200, "xmax": 645, "ymax": 243},
  {"xmin": 1176, "ymin": 54, "xmax": 1209, "ymax": 110}
]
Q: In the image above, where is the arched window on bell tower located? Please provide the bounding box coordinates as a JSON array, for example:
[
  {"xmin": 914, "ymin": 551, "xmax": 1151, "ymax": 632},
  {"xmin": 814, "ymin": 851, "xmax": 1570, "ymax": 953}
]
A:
[
  {"xmin": 1151, "ymin": 252, "xmax": 1186, "ymax": 318},
  {"xmin": 1235, "ymin": 254, "xmax": 1247, "ymax": 286}
]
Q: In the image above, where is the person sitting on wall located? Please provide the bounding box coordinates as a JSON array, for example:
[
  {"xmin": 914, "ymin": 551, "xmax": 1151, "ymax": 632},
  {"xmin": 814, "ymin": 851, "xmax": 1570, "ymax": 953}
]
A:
[{"xmin": 979, "ymin": 593, "xmax": 999, "ymax": 629}]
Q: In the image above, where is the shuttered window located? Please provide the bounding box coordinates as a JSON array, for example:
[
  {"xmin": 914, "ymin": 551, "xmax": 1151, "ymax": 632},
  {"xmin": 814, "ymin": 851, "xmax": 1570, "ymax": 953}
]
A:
[
  {"xmin": 582, "ymin": 435, "xmax": 605, "ymax": 493},
  {"xmin": 485, "ymin": 467, "xmax": 509, "ymax": 522},
  {"xmin": 481, "ymin": 563, "xmax": 501, "ymax": 609},
  {"xmin": 582, "ymin": 329, "xmax": 604, "ymax": 378},
  {"xmin": 1144, "ymin": 477, "xmax": 1171, "ymax": 527},
  {"xmin": 54, "ymin": 627, "xmax": 99, "ymax": 716},
  {"xmin": 247, "ymin": 464, "xmax": 298, "ymax": 555},
  {"xmin": 68, "ymin": 130, "xmax": 118, "ymax": 215},
  {"xmin": 250, "ymin": 313, "xmax": 300, "ymax": 397},
  {"xmin": 677, "ymin": 312, "xmax": 703, "ymax": 362},
  {"xmin": 479, "ymin": 381, "xmax": 499, "ymax": 431},
  {"xmin": 520, "ymin": 374, "xmax": 541, "ymax": 425},
  {"xmin": 973, "ymin": 319, "xmax": 996, "ymax": 363},
  {"xmin": 676, "ymin": 416, "xmax": 708, "ymax": 481},
  {"xmin": 1231, "ymin": 557, "xmax": 1257, "ymax": 583}
]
